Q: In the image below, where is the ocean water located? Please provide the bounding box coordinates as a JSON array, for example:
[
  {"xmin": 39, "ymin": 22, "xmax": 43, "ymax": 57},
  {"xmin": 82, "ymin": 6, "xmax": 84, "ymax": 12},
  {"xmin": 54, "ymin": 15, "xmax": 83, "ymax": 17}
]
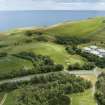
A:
[{"xmin": 0, "ymin": 10, "xmax": 105, "ymax": 31}]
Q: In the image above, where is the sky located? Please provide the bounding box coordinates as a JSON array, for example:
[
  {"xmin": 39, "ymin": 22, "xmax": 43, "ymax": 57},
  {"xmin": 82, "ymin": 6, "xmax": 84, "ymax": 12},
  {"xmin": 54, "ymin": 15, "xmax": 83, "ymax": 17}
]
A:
[{"xmin": 1, "ymin": 0, "xmax": 105, "ymax": 10}]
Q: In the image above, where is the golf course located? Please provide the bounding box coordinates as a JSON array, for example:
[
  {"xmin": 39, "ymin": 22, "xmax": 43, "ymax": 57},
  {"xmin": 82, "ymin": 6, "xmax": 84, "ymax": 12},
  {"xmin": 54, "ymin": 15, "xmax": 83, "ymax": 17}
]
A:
[{"xmin": 0, "ymin": 17, "xmax": 105, "ymax": 105}]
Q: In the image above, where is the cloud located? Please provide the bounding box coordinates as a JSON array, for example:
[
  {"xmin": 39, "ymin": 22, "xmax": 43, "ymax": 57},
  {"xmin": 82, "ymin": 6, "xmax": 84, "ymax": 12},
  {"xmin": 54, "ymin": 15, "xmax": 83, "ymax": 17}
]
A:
[
  {"xmin": 0, "ymin": 0, "xmax": 105, "ymax": 10},
  {"xmin": 57, "ymin": 2, "xmax": 105, "ymax": 10},
  {"xmin": 56, "ymin": 0, "xmax": 105, "ymax": 2}
]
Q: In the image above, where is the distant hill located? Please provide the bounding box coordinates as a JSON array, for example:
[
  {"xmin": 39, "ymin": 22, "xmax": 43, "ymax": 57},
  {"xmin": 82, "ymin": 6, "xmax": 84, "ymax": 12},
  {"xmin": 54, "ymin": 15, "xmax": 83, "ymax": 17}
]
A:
[{"xmin": 44, "ymin": 17, "xmax": 105, "ymax": 42}]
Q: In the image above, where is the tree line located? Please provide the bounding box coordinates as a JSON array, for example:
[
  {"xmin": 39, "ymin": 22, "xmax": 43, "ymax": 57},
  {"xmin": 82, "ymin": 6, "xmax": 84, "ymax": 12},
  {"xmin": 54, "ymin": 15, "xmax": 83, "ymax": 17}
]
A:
[
  {"xmin": 0, "ymin": 52, "xmax": 63, "ymax": 80},
  {"xmin": 55, "ymin": 36, "xmax": 90, "ymax": 45},
  {"xmin": 95, "ymin": 73, "xmax": 105, "ymax": 105},
  {"xmin": 67, "ymin": 62, "xmax": 95, "ymax": 71},
  {"xmin": 16, "ymin": 84, "xmax": 70, "ymax": 105},
  {"xmin": 66, "ymin": 46, "xmax": 95, "ymax": 70},
  {"xmin": 66, "ymin": 46, "xmax": 105, "ymax": 68},
  {"xmin": 0, "ymin": 72, "xmax": 92, "ymax": 93},
  {"xmin": 0, "ymin": 72, "xmax": 92, "ymax": 105}
]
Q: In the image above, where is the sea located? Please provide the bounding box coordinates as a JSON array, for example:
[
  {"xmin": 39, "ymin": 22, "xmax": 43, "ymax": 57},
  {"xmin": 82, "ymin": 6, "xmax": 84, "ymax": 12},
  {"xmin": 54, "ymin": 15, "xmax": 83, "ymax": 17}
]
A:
[{"xmin": 0, "ymin": 10, "xmax": 105, "ymax": 31}]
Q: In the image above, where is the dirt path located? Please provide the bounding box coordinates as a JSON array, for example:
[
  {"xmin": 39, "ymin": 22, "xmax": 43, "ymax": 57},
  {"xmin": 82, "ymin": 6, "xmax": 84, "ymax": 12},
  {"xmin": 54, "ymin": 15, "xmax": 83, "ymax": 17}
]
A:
[{"xmin": 0, "ymin": 94, "xmax": 8, "ymax": 105}]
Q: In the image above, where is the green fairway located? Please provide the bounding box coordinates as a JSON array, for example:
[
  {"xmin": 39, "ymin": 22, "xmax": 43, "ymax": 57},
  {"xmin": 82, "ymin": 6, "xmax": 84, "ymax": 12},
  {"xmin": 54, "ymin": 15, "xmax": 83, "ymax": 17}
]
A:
[
  {"xmin": 70, "ymin": 89, "xmax": 96, "ymax": 105},
  {"xmin": 31, "ymin": 42, "xmax": 86, "ymax": 67},
  {"xmin": 3, "ymin": 42, "xmax": 86, "ymax": 68}
]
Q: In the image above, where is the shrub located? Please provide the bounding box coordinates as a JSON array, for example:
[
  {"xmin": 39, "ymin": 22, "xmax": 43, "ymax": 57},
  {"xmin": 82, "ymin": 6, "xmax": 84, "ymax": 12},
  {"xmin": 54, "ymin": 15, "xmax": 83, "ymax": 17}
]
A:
[
  {"xmin": 0, "ymin": 52, "xmax": 7, "ymax": 57},
  {"xmin": 36, "ymin": 36, "xmax": 48, "ymax": 42},
  {"xmin": 67, "ymin": 62, "xmax": 95, "ymax": 71},
  {"xmin": 16, "ymin": 86, "xmax": 70, "ymax": 105},
  {"xmin": 55, "ymin": 36, "xmax": 90, "ymax": 45},
  {"xmin": 24, "ymin": 30, "xmax": 33, "ymax": 36}
]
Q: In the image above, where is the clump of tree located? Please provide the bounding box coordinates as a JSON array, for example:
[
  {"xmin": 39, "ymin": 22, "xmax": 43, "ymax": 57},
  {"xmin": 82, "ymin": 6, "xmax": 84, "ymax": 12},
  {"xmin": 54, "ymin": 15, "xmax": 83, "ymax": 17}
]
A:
[
  {"xmin": 0, "ymin": 52, "xmax": 7, "ymax": 57},
  {"xmin": 24, "ymin": 30, "xmax": 33, "ymax": 36},
  {"xmin": 36, "ymin": 36, "xmax": 48, "ymax": 42},
  {"xmin": 0, "ymin": 71, "xmax": 92, "ymax": 105},
  {"xmin": 0, "ymin": 63, "xmax": 63, "ymax": 80},
  {"xmin": 24, "ymin": 39, "xmax": 33, "ymax": 43},
  {"xmin": 0, "ymin": 44, "xmax": 8, "ymax": 48},
  {"xmin": 66, "ymin": 46, "xmax": 77, "ymax": 55},
  {"xmin": 55, "ymin": 36, "xmax": 90, "ymax": 45},
  {"xmin": 24, "ymin": 30, "xmax": 43, "ymax": 37},
  {"xmin": 77, "ymin": 51, "xmax": 105, "ymax": 68},
  {"xmin": 0, "ymin": 72, "xmax": 92, "ymax": 105},
  {"xmin": 13, "ymin": 52, "xmax": 54, "ymax": 66},
  {"xmin": 14, "ymin": 72, "xmax": 92, "ymax": 105},
  {"xmin": 67, "ymin": 62, "xmax": 95, "ymax": 71},
  {"xmin": 0, "ymin": 53, "xmax": 63, "ymax": 80},
  {"xmin": 95, "ymin": 72, "xmax": 105, "ymax": 105},
  {"xmin": 0, "ymin": 72, "xmax": 92, "ymax": 94},
  {"xmin": 102, "ymin": 20, "xmax": 105, "ymax": 23},
  {"xmin": 31, "ymin": 72, "xmax": 92, "ymax": 94},
  {"xmin": 16, "ymin": 86, "xmax": 70, "ymax": 105},
  {"xmin": 13, "ymin": 52, "xmax": 64, "ymax": 70}
]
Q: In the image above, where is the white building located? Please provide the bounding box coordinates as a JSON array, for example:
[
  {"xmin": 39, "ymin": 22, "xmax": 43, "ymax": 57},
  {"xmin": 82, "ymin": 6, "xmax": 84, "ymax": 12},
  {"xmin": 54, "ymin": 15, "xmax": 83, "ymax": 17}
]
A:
[{"xmin": 83, "ymin": 45, "xmax": 105, "ymax": 58}]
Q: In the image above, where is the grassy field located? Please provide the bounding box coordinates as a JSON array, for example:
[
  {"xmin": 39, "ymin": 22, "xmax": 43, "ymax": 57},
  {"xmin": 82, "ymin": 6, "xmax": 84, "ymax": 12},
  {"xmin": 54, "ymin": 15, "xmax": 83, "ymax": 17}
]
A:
[
  {"xmin": 31, "ymin": 42, "xmax": 86, "ymax": 67},
  {"xmin": 70, "ymin": 89, "xmax": 96, "ymax": 105},
  {"xmin": 80, "ymin": 74, "xmax": 97, "ymax": 85},
  {"xmin": 45, "ymin": 17, "xmax": 103, "ymax": 37},
  {"xmin": 69, "ymin": 74, "xmax": 97, "ymax": 105},
  {"xmin": 0, "ymin": 56, "xmax": 33, "ymax": 74},
  {"xmin": 0, "ymin": 42, "xmax": 86, "ymax": 68}
]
